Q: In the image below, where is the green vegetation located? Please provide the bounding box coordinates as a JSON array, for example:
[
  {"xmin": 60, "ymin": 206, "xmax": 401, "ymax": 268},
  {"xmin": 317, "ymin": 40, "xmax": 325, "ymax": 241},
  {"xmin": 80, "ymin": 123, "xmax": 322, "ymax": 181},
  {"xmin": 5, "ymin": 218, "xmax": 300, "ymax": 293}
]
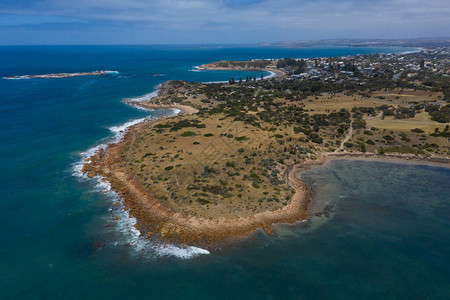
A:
[
  {"xmin": 277, "ymin": 58, "xmax": 307, "ymax": 74},
  {"xmin": 379, "ymin": 146, "xmax": 426, "ymax": 155},
  {"xmin": 181, "ymin": 131, "xmax": 196, "ymax": 137},
  {"xmin": 426, "ymin": 104, "xmax": 450, "ymax": 123}
]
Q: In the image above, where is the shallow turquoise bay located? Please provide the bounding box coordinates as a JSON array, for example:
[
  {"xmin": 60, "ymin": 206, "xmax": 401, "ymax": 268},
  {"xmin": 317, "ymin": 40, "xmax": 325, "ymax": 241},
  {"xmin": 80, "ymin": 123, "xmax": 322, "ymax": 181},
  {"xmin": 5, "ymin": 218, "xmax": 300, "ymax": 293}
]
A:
[{"xmin": 0, "ymin": 45, "xmax": 448, "ymax": 299}]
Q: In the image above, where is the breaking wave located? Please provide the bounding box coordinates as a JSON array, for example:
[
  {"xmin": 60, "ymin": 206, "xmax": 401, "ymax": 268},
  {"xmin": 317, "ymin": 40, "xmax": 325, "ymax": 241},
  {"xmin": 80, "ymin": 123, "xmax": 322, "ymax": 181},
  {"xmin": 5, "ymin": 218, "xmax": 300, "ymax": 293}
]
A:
[{"xmin": 73, "ymin": 95, "xmax": 210, "ymax": 259}]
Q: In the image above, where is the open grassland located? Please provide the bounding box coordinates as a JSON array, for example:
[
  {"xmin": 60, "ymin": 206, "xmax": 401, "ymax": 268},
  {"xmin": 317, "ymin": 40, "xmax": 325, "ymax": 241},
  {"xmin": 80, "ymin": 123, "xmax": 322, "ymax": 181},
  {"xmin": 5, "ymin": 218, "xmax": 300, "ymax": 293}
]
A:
[
  {"xmin": 368, "ymin": 89, "xmax": 444, "ymax": 105},
  {"xmin": 303, "ymin": 94, "xmax": 381, "ymax": 113}
]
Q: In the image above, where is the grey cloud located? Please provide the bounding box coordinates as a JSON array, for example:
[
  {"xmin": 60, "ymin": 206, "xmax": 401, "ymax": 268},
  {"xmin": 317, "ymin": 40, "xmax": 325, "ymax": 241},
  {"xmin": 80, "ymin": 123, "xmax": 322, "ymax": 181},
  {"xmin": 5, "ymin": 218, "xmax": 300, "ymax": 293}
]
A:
[{"xmin": 0, "ymin": 0, "xmax": 448, "ymax": 43}]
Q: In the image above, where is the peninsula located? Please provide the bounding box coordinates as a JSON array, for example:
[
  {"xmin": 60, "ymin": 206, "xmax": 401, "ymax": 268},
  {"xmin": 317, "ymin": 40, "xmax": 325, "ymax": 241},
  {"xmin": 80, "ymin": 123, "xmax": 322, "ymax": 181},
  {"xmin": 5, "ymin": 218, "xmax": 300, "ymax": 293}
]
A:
[{"xmin": 83, "ymin": 47, "xmax": 450, "ymax": 249}]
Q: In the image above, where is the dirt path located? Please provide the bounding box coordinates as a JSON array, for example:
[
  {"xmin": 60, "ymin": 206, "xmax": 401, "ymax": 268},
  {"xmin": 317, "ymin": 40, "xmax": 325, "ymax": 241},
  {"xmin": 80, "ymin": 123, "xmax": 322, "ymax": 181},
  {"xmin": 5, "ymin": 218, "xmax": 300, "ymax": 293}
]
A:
[
  {"xmin": 364, "ymin": 111, "xmax": 383, "ymax": 120},
  {"xmin": 338, "ymin": 121, "xmax": 353, "ymax": 151}
]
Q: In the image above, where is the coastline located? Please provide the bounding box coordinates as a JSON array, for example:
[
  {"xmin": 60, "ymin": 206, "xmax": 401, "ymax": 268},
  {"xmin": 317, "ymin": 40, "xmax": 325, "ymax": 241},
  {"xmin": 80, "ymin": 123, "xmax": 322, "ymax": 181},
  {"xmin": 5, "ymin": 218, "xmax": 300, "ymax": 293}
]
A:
[
  {"xmin": 82, "ymin": 116, "xmax": 313, "ymax": 248},
  {"xmin": 295, "ymin": 152, "xmax": 450, "ymax": 177},
  {"xmin": 82, "ymin": 77, "xmax": 313, "ymax": 248},
  {"xmin": 82, "ymin": 112, "xmax": 449, "ymax": 248},
  {"xmin": 198, "ymin": 61, "xmax": 286, "ymax": 79},
  {"xmin": 80, "ymin": 55, "xmax": 449, "ymax": 250},
  {"xmin": 82, "ymin": 93, "xmax": 450, "ymax": 249},
  {"xmin": 323, "ymin": 152, "xmax": 450, "ymax": 169}
]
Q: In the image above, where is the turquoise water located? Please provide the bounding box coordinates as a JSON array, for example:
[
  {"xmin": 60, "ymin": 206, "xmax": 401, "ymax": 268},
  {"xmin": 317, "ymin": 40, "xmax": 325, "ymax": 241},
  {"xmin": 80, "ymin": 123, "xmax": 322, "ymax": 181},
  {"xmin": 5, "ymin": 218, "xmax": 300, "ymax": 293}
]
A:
[{"xmin": 1, "ymin": 45, "xmax": 448, "ymax": 299}]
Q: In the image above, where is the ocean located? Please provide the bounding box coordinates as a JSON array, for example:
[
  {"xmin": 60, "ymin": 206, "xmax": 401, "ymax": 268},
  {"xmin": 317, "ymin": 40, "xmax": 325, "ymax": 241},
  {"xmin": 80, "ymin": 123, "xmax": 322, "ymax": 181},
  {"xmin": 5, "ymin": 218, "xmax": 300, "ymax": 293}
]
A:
[{"xmin": 1, "ymin": 45, "xmax": 448, "ymax": 299}]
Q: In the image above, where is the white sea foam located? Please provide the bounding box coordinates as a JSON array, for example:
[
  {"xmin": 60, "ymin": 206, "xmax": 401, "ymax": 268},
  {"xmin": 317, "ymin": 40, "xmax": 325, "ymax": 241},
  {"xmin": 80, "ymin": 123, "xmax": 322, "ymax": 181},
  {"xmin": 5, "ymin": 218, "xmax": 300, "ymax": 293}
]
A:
[
  {"xmin": 112, "ymin": 204, "xmax": 210, "ymax": 259},
  {"xmin": 130, "ymin": 104, "xmax": 156, "ymax": 112},
  {"xmin": 2, "ymin": 75, "xmax": 31, "ymax": 80},
  {"xmin": 73, "ymin": 101, "xmax": 210, "ymax": 259},
  {"xmin": 123, "ymin": 84, "xmax": 164, "ymax": 105},
  {"xmin": 189, "ymin": 66, "xmax": 204, "ymax": 72},
  {"xmin": 75, "ymin": 162, "xmax": 210, "ymax": 259},
  {"xmin": 72, "ymin": 143, "xmax": 108, "ymax": 177},
  {"xmin": 398, "ymin": 48, "xmax": 424, "ymax": 54},
  {"xmin": 125, "ymin": 91, "xmax": 159, "ymax": 102},
  {"xmin": 109, "ymin": 117, "xmax": 147, "ymax": 139}
]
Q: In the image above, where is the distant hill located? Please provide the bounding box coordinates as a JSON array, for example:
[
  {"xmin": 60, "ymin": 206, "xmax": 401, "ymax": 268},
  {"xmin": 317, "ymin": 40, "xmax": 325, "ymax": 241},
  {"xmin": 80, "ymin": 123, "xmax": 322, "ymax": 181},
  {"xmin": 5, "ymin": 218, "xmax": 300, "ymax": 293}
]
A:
[{"xmin": 259, "ymin": 37, "xmax": 450, "ymax": 48}]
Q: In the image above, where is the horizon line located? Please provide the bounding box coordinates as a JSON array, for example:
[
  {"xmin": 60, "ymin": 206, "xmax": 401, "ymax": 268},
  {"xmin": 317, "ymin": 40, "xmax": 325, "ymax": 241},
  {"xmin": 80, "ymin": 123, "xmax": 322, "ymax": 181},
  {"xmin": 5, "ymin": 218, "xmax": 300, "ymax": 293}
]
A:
[{"xmin": 0, "ymin": 37, "xmax": 448, "ymax": 47}]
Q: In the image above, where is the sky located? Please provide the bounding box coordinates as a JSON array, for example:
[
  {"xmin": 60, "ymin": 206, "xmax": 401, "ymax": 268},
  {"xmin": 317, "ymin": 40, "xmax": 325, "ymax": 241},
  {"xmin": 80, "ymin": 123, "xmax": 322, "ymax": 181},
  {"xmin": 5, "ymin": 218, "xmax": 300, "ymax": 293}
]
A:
[{"xmin": 0, "ymin": 0, "xmax": 449, "ymax": 45}]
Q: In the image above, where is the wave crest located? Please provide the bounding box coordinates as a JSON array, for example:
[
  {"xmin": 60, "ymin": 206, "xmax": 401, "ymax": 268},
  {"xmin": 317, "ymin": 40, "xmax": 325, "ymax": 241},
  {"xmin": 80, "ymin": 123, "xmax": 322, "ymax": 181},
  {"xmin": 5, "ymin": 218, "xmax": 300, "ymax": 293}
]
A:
[{"xmin": 73, "ymin": 101, "xmax": 209, "ymax": 259}]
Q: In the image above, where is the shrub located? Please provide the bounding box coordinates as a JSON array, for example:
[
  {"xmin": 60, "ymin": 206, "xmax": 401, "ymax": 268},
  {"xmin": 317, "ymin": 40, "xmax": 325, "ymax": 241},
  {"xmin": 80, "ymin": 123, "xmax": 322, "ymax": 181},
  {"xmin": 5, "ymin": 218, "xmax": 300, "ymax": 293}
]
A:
[
  {"xmin": 308, "ymin": 133, "xmax": 323, "ymax": 144},
  {"xmin": 352, "ymin": 119, "xmax": 367, "ymax": 129},
  {"xmin": 235, "ymin": 136, "xmax": 248, "ymax": 141},
  {"xmin": 411, "ymin": 128, "xmax": 424, "ymax": 133},
  {"xmin": 154, "ymin": 124, "xmax": 172, "ymax": 129},
  {"xmin": 181, "ymin": 131, "xmax": 196, "ymax": 137},
  {"xmin": 197, "ymin": 198, "xmax": 210, "ymax": 205}
]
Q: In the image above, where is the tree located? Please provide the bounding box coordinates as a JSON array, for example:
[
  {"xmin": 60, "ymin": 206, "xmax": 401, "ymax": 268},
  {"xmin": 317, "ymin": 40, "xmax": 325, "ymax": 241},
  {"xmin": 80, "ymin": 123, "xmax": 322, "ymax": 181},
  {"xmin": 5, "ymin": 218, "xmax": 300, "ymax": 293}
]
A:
[{"xmin": 352, "ymin": 118, "xmax": 367, "ymax": 129}]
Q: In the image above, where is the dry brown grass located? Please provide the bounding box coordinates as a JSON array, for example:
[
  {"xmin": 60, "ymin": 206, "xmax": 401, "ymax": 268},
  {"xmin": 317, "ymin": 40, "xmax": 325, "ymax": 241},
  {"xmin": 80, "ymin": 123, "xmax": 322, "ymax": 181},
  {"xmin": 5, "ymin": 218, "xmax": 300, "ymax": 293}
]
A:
[
  {"xmin": 366, "ymin": 112, "xmax": 450, "ymax": 134},
  {"xmin": 369, "ymin": 89, "xmax": 444, "ymax": 105},
  {"xmin": 117, "ymin": 114, "xmax": 314, "ymax": 219},
  {"xmin": 303, "ymin": 90, "xmax": 444, "ymax": 114}
]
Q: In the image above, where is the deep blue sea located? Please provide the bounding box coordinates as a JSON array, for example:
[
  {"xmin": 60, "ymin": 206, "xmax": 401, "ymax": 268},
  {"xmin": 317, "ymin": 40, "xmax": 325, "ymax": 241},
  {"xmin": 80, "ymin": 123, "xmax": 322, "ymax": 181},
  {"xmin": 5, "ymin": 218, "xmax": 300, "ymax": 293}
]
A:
[{"xmin": 1, "ymin": 45, "xmax": 449, "ymax": 299}]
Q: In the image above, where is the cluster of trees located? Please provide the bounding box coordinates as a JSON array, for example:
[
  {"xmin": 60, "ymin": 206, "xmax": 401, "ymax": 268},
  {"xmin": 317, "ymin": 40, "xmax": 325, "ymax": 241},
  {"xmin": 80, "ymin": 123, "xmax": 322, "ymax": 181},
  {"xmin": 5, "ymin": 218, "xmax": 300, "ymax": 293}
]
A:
[
  {"xmin": 352, "ymin": 106, "xmax": 377, "ymax": 117},
  {"xmin": 379, "ymin": 105, "xmax": 417, "ymax": 119},
  {"xmin": 162, "ymin": 119, "xmax": 205, "ymax": 131},
  {"xmin": 430, "ymin": 125, "xmax": 450, "ymax": 138},
  {"xmin": 426, "ymin": 104, "xmax": 450, "ymax": 123},
  {"xmin": 277, "ymin": 58, "xmax": 307, "ymax": 74},
  {"xmin": 228, "ymin": 75, "xmax": 264, "ymax": 84},
  {"xmin": 215, "ymin": 60, "xmax": 270, "ymax": 69}
]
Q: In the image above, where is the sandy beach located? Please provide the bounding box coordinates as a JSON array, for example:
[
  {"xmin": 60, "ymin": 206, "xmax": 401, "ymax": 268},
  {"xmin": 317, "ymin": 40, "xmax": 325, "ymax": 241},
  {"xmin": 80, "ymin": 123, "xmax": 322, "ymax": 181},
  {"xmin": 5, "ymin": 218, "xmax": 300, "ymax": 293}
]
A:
[{"xmin": 198, "ymin": 61, "xmax": 286, "ymax": 78}]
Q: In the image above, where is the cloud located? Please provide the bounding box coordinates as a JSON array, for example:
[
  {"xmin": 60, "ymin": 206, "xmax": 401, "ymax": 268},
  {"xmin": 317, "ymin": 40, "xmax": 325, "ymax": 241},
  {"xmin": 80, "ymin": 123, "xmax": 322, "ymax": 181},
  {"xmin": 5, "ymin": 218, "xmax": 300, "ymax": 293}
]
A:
[{"xmin": 0, "ymin": 0, "xmax": 449, "ymax": 44}]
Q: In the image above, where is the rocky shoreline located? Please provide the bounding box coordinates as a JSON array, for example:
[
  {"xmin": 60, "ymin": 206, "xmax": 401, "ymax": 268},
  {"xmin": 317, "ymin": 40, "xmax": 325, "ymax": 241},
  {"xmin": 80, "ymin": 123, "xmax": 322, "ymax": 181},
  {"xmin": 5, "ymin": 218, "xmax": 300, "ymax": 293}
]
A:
[
  {"xmin": 4, "ymin": 70, "xmax": 116, "ymax": 79},
  {"xmin": 82, "ymin": 116, "xmax": 313, "ymax": 249},
  {"xmin": 83, "ymin": 113, "xmax": 449, "ymax": 249},
  {"xmin": 82, "ymin": 99, "xmax": 449, "ymax": 250},
  {"xmin": 81, "ymin": 63, "xmax": 449, "ymax": 250}
]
